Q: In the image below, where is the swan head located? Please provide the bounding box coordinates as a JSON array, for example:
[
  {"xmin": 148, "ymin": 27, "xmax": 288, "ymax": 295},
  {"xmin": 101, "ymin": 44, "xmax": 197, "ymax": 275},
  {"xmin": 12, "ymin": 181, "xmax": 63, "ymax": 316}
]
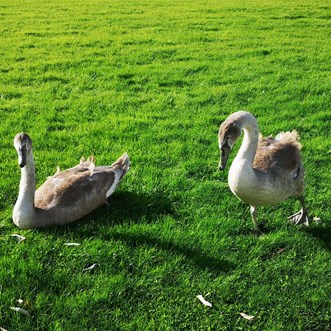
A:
[
  {"xmin": 218, "ymin": 117, "xmax": 242, "ymax": 170},
  {"xmin": 14, "ymin": 133, "xmax": 32, "ymax": 168}
]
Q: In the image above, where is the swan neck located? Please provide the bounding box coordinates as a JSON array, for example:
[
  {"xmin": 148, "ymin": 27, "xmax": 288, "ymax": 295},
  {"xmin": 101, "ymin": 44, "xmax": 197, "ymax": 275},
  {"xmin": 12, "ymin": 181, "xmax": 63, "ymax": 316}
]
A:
[
  {"xmin": 14, "ymin": 151, "xmax": 36, "ymax": 223},
  {"xmin": 237, "ymin": 114, "xmax": 259, "ymax": 165},
  {"xmin": 19, "ymin": 162, "xmax": 36, "ymax": 203}
]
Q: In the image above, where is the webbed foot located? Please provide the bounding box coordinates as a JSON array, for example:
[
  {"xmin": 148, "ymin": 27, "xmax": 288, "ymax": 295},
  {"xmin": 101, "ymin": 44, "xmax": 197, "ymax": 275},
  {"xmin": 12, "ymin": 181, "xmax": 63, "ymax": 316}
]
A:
[{"xmin": 288, "ymin": 209, "xmax": 309, "ymax": 227}]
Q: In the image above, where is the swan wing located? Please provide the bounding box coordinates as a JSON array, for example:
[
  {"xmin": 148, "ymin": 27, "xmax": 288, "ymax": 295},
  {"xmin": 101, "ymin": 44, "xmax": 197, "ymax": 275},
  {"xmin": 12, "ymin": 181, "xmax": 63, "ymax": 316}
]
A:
[
  {"xmin": 253, "ymin": 131, "xmax": 302, "ymax": 174},
  {"xmin": 35, "ymin": 166, "xmax": 115, "ymax": 210}
]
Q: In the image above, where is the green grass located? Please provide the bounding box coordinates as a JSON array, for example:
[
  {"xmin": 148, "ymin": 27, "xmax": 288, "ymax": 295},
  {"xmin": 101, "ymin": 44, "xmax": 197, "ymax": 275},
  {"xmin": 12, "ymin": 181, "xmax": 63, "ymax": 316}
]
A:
[{"xmin": 0, "ymin": 0, "xmax": 330, "ymax": 329}]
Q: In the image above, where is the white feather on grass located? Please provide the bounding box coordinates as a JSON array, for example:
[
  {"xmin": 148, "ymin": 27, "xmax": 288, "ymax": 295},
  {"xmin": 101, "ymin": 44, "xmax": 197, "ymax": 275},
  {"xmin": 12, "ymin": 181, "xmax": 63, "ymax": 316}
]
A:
[
  {"xmin": 239, "ymin": 312, "xmax": 256, "ymax": 321},
  {"xmin": 10, "ymin": 307, "xmax": 29, "ymax": 316},
  {"xmin": 197, "ymin": 295, "xmax": 212, "ymax": 307},
  {"xmin": 83, "ymin": 263, "xmax": 98, "ymax": 271},
  {"xmin": 11, "ymin": 234, "xmax": 26, "ymax": 243}
]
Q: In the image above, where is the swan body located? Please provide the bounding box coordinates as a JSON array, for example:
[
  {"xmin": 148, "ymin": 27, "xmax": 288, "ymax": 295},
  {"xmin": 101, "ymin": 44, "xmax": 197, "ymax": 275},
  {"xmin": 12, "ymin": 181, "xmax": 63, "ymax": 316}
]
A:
[
  {"xmin": 218, "ymin": 111, "xmax": 309, "ymax": 234},
  {"xmin": 13, "ymin": 133, "xmax": 130, "ymax": 229}
]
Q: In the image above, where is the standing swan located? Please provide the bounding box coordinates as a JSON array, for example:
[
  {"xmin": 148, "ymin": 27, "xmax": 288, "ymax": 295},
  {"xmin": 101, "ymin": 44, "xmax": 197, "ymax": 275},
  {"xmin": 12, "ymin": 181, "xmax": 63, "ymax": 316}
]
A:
[
  {"xmin": 13, "ymin": 133, "xmax": 130, "ymax": 229},
  {"xmin": 218, "ymin": 111, "xmax": 309, "ymax": 234}
]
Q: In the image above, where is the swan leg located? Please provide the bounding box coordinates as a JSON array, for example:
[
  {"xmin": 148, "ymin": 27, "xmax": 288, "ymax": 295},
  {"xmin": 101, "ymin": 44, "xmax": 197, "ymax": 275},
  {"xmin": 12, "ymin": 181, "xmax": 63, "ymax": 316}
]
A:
[
  {"xmin": 250, "ymin": 205, "xmax": 263, "ymax": 236},
  {"xmin": 287, "ymin": 196, "xmax": 309, "ymax": 226}
]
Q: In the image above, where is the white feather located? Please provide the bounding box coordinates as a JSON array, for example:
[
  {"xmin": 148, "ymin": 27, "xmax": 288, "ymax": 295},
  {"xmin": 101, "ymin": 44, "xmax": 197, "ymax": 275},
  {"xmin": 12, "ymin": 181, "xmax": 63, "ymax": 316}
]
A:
[
  {"xmin": 197, "ymin": 295, "xmax": 212, "ymax": 307},
  {"xmin": 10, "ymin": 307, "xmax": 29, "ymax": 316},
  {"xmin": 106, "ymin": 170, "xmax": 122, "ymax": 198}
]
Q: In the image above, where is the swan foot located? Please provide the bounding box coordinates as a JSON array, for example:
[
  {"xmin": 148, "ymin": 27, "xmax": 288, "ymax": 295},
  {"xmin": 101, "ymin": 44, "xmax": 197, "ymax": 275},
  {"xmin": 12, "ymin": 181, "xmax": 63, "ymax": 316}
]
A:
[
  {"xmin": 287, "ymin": 209, "xmax": 309, "ymax": 227},
  {"xmin": 250, "ymin": 205, "xmax": 264, "ymax": 236}
]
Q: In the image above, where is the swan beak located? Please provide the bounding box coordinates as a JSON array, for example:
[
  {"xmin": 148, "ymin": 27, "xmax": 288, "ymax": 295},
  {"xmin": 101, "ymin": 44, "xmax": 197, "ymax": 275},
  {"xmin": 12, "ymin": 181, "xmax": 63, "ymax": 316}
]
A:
[
  {"xmin": 219, "ymin": 145, "xmax": 230, "ymax": 171},
  {"xmin": 18, "ymin": 146, "xmax": 27, "ymax": 168}
]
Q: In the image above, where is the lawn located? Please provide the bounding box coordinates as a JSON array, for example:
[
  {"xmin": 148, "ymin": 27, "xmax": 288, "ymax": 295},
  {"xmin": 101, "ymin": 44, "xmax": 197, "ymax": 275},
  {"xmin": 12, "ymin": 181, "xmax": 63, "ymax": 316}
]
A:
[{"xmin": 0, "ymin": 0, "xmax": 330, "ymax": 330}]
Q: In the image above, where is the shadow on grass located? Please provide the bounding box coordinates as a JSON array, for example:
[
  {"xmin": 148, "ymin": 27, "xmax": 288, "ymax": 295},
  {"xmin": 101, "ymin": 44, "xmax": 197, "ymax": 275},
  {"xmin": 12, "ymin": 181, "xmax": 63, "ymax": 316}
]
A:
[
  {"xmin": 111, "ymin": 231, "xmax": 234, "ymax": 274},
  {"xmin": 103, "ymin": 190, "xmax": 175, "ymax": 225},
  {"xmin": 304, "ymin": 222, "xmax": 331, "ymax": 250},
  {"xmin": 224, "ymin": 217, "xmax": 277, "ymax": 236},
  {"xmin": 37, "ymin": 190, "xmax": 233, "ymax": 274},
  {"xmin": 38, "ymin": 190, "xmax": 175, "ymax": 234}
]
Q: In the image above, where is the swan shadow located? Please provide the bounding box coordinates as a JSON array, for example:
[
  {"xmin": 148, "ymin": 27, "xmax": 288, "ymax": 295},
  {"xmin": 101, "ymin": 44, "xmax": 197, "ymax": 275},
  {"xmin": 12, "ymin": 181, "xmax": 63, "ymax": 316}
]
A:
[
  {"xmin": 105, "ymin": 190, "xmax": 174, "ymax": 224},
  {"xmin": 304, "ymin": 222, "xmax": 331, "ymax": 251},
  {"xmin": 41, "ymin": 190, "xmax": 174, "ymax": 235},
  {"xmin": 42, "ymin": 191, "xmax": 233, "ymax": 274},
  {"xmin": 110, "ymin": 231, "xmax": 234, "ymax": 274}
]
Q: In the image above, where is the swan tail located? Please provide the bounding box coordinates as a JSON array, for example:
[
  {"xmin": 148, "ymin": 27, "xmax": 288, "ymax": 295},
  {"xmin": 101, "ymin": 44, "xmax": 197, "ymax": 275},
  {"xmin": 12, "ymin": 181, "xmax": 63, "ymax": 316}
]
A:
[
  {"xmin": 111, "ymin": 153, "xmax": 130, "ymax": 180},
  {"xmin": 275, "ymin": 130, "xmax": 302, "ymax": 150},
  {"xmin": 105, "ymin": 153, "xmax": 130, "ymax": 198}
]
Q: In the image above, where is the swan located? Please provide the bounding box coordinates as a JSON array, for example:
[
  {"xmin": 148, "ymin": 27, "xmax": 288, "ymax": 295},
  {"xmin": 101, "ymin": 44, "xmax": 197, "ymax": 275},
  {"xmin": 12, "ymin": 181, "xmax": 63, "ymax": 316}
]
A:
[
  {"xmin": 13, "ymin": 132, "xmax": 130, "ymax": 229},
  {"xmin": 218, "ymin": 111, "xmax": 309, "ymax": 234}
]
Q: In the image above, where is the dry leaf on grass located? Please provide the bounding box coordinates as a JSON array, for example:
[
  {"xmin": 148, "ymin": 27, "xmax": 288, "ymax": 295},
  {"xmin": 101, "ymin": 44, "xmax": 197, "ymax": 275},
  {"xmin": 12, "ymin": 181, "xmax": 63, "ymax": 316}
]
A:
[
  {"xmin": 275, "ymin": 247, "xmax": 287, "ymax": 255},
  {"xmin": 10, "ymin": 307, "xmax": 29, "ymax": 316},
  {"xmin": 197, "ymin": 295, "xmax": 212, "ymax": 307},
  {"xmin": 11, "ymin": 234, "xmax": 26, "ymax": 243},
  {"xmin": 239, "ymin": 312, "xmax": 256, "ymax": 321}
]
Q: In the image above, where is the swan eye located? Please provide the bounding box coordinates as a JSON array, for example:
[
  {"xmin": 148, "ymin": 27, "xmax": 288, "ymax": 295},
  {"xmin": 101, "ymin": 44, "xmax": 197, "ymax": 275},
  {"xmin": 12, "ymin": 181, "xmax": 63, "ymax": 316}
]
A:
[{"xmin": 222, "ymin": 136, "xmax": 231, "ymax": 149}]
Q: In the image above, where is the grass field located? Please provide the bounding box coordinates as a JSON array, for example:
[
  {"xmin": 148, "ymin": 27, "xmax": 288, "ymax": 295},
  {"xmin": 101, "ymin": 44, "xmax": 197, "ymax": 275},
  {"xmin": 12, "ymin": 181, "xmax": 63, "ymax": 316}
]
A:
[{"xmin": 0, "ymin": 0, "xmax": 330, "ymax": 329}]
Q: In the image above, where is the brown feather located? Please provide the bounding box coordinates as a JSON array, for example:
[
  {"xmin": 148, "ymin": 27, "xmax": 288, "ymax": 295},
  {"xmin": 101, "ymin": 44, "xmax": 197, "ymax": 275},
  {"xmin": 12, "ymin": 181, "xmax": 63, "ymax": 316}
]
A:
[
  {"xmin": 35, "ymin": 169, "xmax": 114, "ymax": 210},
  {"xmin": 253, "ymin": 131, "xmax": 302, "ymax": 173},
  {"xmin": 33, "ymin": 155, "xmax": 128, "ymax": 224}
]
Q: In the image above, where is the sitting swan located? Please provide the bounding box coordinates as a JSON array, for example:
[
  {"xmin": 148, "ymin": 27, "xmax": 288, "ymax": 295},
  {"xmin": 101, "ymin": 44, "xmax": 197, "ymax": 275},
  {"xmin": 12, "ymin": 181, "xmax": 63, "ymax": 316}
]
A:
[
  {"xmin": 218, "ymin": 111, "xmax": 309, "ymax": 234},
  {"xmin": 13, "ymin": 133, "xmax": 130, "ymax": 229}
]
